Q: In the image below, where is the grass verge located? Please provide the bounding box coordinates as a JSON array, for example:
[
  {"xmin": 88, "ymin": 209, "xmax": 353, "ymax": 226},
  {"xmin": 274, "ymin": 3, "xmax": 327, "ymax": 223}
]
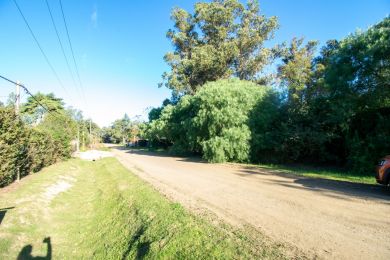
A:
[
  {"xmin": 0, "ymin": 158, "xmax": 293, "ymax": 259},
  {"xmin": 237, "ymin": 163, "xmax": 375, "ymax": 185}
]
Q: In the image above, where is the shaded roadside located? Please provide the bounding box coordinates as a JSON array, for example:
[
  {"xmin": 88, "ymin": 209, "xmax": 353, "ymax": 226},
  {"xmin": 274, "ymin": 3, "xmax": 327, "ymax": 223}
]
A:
[{"xmin": 111, "ymin": 145, "xmax": 390, "ymax": 202}]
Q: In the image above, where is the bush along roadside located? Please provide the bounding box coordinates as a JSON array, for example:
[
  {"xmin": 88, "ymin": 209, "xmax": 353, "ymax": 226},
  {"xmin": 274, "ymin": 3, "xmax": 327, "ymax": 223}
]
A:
[{"xmin": 0, "ymin": 107, "xmax": 74, "ymax": 187}]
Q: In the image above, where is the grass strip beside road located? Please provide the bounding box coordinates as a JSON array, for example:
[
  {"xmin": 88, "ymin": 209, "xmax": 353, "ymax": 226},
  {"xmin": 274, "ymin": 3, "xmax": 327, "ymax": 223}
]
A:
[
  {"xmin": 0, "ymin": 158, "xmax": 292, "ymax": 259},
  {"xmin": 240, "ymin": 163, "xmax": 375, "ymax": 185}
]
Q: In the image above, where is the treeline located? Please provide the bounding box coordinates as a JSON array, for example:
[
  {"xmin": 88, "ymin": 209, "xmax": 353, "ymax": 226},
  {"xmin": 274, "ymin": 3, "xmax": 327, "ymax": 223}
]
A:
[
  {"xmin": 141, "ymin": 1, "xmax": 389, "ymax": 175},
  {"xmin": 0, "ymin": 93, "xmax": 95, "ymax": 187},
  {"xmin": 101, "ymin": 114, "xmax": 140, "ymax": 144}
]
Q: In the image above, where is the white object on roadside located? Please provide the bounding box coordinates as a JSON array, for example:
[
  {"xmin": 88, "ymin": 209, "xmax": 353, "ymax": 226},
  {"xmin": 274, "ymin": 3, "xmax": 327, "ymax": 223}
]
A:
[{"xmin": 73, "ymin": 150, "xmax": 113, "ymax": 161}]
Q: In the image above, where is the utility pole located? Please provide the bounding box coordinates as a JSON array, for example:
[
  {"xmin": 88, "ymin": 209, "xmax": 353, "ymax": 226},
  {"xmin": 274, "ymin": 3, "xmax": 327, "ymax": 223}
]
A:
[
  {"xmin": 15, "ymin": 81, "xmax": 20, "ymax": 115},
  {"xmin": 15, "ymin": 82, "xmax": 21, "ymax": 182},
  {"xmin": 82, "ymin": 121, "xmax": 85, "ymax": 150},
  {"xmin": 89, "ymin": 119, "xmax": 92, "ymax": 148},
  {"xmin": 77, "ymin": 124, "xmax": 80, "ymax": 152}
]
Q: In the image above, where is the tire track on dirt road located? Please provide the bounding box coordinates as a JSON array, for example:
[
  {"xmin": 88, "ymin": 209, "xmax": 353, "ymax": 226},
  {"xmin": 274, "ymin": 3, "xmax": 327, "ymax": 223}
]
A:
[{"xmin": 111, "ymin": 146, "xmax": 390, "ymax": 260}]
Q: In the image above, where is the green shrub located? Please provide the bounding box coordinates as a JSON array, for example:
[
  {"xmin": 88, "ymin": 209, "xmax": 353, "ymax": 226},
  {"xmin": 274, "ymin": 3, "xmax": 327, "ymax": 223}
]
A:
[
  {"xmin": 37, "ymin": 113, "xmax": 76, "ymax": 160},
  {"xmin": 192, "ymin": 79, "xmax": 272, "ymax": 162},
  {"xmin": 346, "ymin": 108, "xmax": 390, "ymax": 174},
  {"xmin": 158, "ymin": 79, "xmax": 276, "ymax": 162},
  {"xmin": 167, "ymin": 95, "xmax": 200, "ymax": 154},
  {"xmin": 0, "ymin": 108, "xmax": 29, "ymax": 187},
  {"xmin": 27, "ymin": 128, "xmax": 56, "ymax": 173},
  {"xmin": 0, "ymin": 107, "xmax": 75, "ymax": 187}
]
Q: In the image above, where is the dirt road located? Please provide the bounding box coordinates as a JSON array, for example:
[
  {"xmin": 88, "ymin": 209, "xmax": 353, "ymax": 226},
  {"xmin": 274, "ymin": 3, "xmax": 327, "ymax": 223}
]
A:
[{"xmin": 111, "ymin": 147, "xmax": 390, "ymax": 259}]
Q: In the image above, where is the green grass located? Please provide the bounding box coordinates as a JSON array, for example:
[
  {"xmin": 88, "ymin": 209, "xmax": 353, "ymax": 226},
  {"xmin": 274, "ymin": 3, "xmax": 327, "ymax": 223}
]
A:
[
  {"xmin": 0, "ymin": 158, "xmax": 293, "ymax": 259},
  {"xmin": 237, "ymin": 163, "xmax": 375, "ymax": 185}
]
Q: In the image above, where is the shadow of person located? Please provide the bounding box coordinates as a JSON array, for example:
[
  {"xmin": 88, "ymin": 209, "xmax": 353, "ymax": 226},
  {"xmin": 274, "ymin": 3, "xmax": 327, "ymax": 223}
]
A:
[
  {"xmin": 0, "ymin": 207, "xmax": 15, "ymax": 225},
  {"xmin": 17, "ymin": 237, "xmax": 52, "ymax": 260}
]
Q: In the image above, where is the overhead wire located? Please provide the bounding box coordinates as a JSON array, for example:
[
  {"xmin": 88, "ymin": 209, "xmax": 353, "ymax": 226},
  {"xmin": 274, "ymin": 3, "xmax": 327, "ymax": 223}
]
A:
[
  {"xmin": 44, "ymin": 0, "xmax": 81, "ymax": 105},
  {"xmin": 58, "ymin": 0, "xmax": 92, "ymax": 140},
  {"xmin": 11, "ymin": 0, "xmax": 92, "ymax": 135},
  {"xmin": 0, "ymin": 75, "xmax": 64, "ymax": 121},
  {"xmin": 12, "ymin": 0, "xmax": 72, "ymax": 101},
  {"xmin": 58, "ymin": 0, "xmax": 88, "ymax": 108}
]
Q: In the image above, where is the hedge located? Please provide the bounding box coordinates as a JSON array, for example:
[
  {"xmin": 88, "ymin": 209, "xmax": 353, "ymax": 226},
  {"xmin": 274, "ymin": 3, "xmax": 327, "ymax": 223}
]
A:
[{"xmin": 0, "ymin": 107, "xmax": 70, "ymax": 187}]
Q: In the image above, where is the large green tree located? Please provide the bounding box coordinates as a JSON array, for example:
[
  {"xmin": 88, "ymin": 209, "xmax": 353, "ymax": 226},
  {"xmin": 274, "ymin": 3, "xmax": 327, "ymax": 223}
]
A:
[
  {"xmin": 21, "ymin": 92, "xmax": 64, "ymax": 125},
  {"xmin": 277, "ymin": 37, "xmax": 318, "ymax": 109},
  {"xmin": 147, "ymin": 79, "xmax": 277, "ymax": 162},
  {"xmin": 310, "ymin": 16, "xmax": 390, "ymax": 172},
  {"xmin": 103, "ymin": 114, "xmax": 140, "ymax": 144},
  {"xmin": 161, "ymin": 0, "xmax": 278, "ymax": 95}
]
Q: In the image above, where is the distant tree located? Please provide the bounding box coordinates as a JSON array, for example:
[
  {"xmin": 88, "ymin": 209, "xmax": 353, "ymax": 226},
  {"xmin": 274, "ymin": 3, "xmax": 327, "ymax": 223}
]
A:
[
  {"xmin": 161, "ymin": 0, "xmax": 278, "ymax": 95},
  {"xmin": 106, "ymin": 114, "xmax": 134, "ymax": 144},
  {"xmin": 6, "ymin": 92, "xmax": 16, "ymax": 108},
  {"xmin": 21, "ymin": 92, "xmax": 64, "ymax": 125},
  {"xmin": 266, "ymin": 38, "xmax": 321, "ymax": 162},
  {"xmin": 277, "ymin": 37, "xmax": 318, "ymax": 109}
]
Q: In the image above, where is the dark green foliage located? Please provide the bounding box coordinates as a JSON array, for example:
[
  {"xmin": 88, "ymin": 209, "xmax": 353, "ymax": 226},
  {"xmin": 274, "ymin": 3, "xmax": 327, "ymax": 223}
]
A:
[
  {"xmin": 0, "ymin": 107, "xmax": 29, "ymax": 186},
  {"xmin": 27, "ymin": 128, "xmax": 56, "ymax": 173},
  {"xmin": 248, "ymin": 92, "xmax": 281, "ymax": 163},
  {"xmin": 148, "ymin": 99, "xmax": 172, "ymax": 122},
  {"xmin": 144, "ymin": 16, "xmax": 390, "ymax": 175},
  {"xmin": 144, "ymin": 79, "xmax": 278, "ymax": 163},
  {"xmin": 307, "ymin": 17, "xmax": 390, "ymax": 173},
  {"xmin": 247, "ymin": 16, "xmax": 389, "ymax": 173},
  {"xmin": 37, "ymin": 113, "xmax": 76, "ymax": 160},
  {"xmin": 0, "ymin": 95, "xmax": 79, "ymax": 187},
  {"xmin": 191, "ymin": 79, "xmax": 272, "ymax": 162},
  {"xmin": 346, "ymin": 108, "xmax": 390, "ymax": 174}
]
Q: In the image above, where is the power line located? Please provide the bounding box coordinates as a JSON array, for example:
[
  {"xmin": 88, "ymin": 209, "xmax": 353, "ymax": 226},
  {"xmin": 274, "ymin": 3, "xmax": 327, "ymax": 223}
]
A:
[
  {"xmin": 0, "ymin": 75, "xmax": 63, "ymax": 120},
  {"xmin": 44, "ymin": 0, "xmax": 81, "ymax": 104},
  {"xmin": 12, "ymin": 0, "xmax": 71, "ymax": 99},
  {"xmin": 59, "ymin": 0, "xmax": 88, "ymax": 107}
]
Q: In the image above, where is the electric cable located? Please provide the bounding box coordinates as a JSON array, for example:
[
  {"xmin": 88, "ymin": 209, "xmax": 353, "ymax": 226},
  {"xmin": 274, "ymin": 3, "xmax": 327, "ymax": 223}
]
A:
[{"xmin": 12, "ymin": 0, "xmax": 71, "ymax": 100}]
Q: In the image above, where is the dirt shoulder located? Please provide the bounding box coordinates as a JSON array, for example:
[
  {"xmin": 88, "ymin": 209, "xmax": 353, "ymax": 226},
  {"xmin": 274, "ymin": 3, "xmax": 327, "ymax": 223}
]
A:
[{"xmin": 111, "ymin": 146, "xmax": 390, "ymax": 260}]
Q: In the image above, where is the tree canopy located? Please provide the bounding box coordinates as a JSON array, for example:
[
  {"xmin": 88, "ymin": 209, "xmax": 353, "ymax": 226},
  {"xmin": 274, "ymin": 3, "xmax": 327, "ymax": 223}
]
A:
[
  {"xmin": 142, "ymin": 14, "xmax": 390, "ymax": 175},
  {"xmin": 21, "ymin": 92, "xmax": 65, "ymax": 125},
  {"xmin": 161, "ymin": 0, "xmax": 278, "ymax": 95}
]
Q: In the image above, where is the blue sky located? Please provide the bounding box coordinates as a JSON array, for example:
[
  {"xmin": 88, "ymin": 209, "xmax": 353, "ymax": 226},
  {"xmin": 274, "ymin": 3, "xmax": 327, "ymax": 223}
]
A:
[{"xmin": 0, "ymin": 0, "xmax": 388, "ymax": 126}]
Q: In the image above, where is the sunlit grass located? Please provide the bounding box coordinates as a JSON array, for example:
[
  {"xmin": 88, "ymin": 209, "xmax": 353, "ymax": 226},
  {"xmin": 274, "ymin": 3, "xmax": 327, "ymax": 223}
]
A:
[{"xmin": 0, "ymin": 158, "xmax": 291, "ymax": 259}]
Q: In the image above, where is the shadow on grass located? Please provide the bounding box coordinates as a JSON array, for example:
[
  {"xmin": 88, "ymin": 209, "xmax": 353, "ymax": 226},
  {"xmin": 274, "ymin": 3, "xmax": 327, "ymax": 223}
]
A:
[
  {"xmin": 237, "ymin": 167, "xmax": 390, "ymax": 202},
  {"xmin": 0, "ymin": 206, "xmax": 15, "ymax": 225},
  {"xmin": 17, "ymin": 237, "xmax": 52, "ymax": 260},
  {"xmin": 121, "ymin": 224, "xmax": 151, "ymax": 260}
]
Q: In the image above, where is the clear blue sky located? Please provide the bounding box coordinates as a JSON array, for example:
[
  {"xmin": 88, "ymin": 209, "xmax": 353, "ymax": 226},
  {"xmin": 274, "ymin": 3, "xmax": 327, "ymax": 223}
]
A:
[{"xmin": 0, "ymin": 0, "xmax": 388, "ymax": 126}]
